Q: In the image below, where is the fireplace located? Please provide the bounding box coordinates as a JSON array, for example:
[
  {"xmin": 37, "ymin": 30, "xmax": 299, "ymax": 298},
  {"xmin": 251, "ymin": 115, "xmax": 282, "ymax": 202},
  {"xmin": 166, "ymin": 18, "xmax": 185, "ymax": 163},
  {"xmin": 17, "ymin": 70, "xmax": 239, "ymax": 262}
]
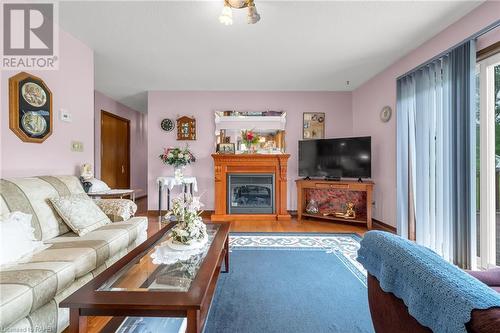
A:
[
  {"xmin": 227, "ymin": 174, "xmax": 275, "ymax": 214},
  {"xmin": 211, "ymin": 154, "xmax": 290, "ymax": 221}
]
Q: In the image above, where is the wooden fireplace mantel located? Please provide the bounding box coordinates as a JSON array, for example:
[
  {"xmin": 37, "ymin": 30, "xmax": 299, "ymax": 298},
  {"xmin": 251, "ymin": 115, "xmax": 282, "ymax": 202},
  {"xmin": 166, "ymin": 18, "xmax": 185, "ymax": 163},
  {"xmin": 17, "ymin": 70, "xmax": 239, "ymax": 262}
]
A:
[{"xmin": 211, "ymin": 154, "xmax": 291, "ymax": 221}]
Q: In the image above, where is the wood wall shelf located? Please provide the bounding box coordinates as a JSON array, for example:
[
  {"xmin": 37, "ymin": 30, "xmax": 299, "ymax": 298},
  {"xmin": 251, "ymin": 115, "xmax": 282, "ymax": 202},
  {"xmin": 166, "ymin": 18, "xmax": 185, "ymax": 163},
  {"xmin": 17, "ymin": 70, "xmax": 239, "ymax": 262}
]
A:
[
  {"xmin": 211, "ymin": 154, "xmax": 291, "ymax": 221},
  {"xmin": 296, "ymin": 179, "xmax": 374, "ymax": 229}
]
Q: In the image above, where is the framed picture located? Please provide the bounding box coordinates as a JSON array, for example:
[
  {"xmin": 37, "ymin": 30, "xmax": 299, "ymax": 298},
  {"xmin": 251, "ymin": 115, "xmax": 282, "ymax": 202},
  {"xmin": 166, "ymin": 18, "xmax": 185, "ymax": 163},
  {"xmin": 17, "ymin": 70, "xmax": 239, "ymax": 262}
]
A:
[
  {"xmin": 216, "ymin": 143, "xmax": 235, "ymax": 154},
  {"xmin": 303, "ymin": 112, "xmax": 325, "ymax": 139},
  {"xmin": 9, "ymin": 72, "xmax": 53, "ymax": 143},
  {"xmin": 176, "ymin": 116, "xmax": 196, "ymax": 140}
]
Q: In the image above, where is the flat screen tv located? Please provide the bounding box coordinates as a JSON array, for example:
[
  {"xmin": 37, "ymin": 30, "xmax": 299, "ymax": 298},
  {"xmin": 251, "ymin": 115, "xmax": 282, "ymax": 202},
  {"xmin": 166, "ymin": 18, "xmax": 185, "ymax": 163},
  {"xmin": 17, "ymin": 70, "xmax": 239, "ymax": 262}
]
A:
[{"xmin": 298, "ymin": 136, "xmax": 371, "ymax": 179}]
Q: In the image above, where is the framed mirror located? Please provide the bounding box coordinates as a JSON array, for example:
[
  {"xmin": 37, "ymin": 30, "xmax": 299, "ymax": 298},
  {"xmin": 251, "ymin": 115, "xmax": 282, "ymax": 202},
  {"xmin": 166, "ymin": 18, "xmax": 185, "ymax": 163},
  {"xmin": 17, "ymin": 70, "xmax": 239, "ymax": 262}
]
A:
[{"xmin": 214, "ymin": 111, "xmax": 286, "ymax": 154}]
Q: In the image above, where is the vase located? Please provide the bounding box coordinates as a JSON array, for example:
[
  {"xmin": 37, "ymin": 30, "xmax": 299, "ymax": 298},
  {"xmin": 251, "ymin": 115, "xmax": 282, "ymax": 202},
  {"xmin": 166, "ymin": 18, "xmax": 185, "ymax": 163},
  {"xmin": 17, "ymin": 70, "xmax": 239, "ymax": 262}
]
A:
[{"xmin": 174, "ymin": 166, "xmax": 184, "ymax": 182}]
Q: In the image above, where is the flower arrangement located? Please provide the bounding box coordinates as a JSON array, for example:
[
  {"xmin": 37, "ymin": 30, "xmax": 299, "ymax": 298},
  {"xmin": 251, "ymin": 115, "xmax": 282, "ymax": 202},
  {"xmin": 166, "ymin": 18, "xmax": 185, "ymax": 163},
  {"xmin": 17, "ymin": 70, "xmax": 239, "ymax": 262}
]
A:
[
  {"xmin": 166, "ymin": 194, "xmax": 207, "ymax": 246},
  {"xmin": 159, "ymin": 146, "xmax": 196, "ymax": 168},
  {"xmin": 241, "ymin": 129, "xmax": 260, "ymax": 148}
]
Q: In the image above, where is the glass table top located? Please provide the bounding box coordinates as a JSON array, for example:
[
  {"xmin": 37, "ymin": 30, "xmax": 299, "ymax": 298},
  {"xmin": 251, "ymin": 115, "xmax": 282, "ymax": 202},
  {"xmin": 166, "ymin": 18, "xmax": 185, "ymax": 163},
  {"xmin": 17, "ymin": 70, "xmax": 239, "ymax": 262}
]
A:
[{"xmin": 98, "ymin": 224, "xmax": 220, "ymax": 293}]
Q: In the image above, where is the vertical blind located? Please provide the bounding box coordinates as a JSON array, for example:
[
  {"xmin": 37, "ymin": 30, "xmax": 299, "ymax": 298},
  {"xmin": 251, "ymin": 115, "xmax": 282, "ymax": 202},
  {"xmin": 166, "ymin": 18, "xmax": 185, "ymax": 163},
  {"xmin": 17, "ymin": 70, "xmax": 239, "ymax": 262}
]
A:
[{"xmin": 397, "ymin": 41, "xmax": 476, "ymax": 268}]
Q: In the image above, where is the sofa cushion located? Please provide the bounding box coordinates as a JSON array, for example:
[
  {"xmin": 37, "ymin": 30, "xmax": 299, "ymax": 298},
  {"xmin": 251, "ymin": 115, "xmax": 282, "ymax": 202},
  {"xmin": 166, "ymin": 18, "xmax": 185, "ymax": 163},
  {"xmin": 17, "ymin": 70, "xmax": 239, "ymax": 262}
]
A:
[
  {"xmin": 28, "ymin": 217, "xmax": 148, "ymax": 278},
  {"xmin": 94, "ymin": 199, "xmax": 137, "ymax": 222},
  {"xmin": 0, "ymin": 176, "xmax": 85, "ymax": 240},
  {"xmin": 0, "ymin": 261, "xmax": 75, "ymax": 331},
  {"xmin": 50, "ymin": 194, "xmax": 111, "ymax": 236}
]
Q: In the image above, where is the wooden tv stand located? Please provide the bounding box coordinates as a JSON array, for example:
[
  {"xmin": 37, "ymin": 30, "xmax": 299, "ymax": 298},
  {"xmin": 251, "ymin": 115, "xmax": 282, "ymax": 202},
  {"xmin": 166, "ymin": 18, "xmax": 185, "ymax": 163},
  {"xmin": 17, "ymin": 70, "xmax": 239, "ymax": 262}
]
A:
[{"xmin": 296, "ymin": 179, "xmax": 374, "ymax": 229}]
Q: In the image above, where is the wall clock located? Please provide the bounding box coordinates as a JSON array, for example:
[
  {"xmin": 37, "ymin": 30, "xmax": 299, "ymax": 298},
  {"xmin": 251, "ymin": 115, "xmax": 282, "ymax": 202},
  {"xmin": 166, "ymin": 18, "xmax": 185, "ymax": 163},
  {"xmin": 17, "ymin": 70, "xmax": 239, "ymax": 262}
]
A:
[
  {"xmin": 161, "ymin": 118, "xmax": 174, "ymax": 132},
  {"xmin": 9, "ymin": 72, "xmax": 53, "ymax": 143},
  {"xmin": 380, "ymin": 106, "xmax": 392, "ymax": 123},
  {"xmin": 176, "ymin": 116, "xmax": 196, "ymax": 140}
]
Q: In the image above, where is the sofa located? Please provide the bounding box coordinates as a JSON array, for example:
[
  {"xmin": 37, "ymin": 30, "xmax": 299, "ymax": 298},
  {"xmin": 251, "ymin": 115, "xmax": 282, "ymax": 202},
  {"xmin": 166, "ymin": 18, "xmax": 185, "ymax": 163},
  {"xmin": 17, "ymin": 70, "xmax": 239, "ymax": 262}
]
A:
[
  {"xmin": 358, "ymin": 231, "xmax": 500, "ymax": 333},
  {"xmin": 0, "ymin": 176, "xmax": 148, "ymax": 333},
  {"xmin": 367, "ymin": 272, "xmax": 500, "ymax": 333}
]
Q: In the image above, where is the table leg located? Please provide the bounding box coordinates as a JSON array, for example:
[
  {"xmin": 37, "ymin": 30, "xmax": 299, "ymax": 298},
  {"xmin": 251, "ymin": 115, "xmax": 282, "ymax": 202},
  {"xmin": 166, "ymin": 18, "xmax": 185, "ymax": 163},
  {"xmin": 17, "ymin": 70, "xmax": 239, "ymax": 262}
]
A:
[
  {"xmin": 167, "ymin": 188, "xmax": 171, "ymax": 211},
  {"xmin": 184, "ymin": 183, "xmax": 188, "ymax": 201},
  {"xmin": 132, "ymin": 192, "xmax": 136, "ymax": 202},
  {"xmin": 158, "ymin": 185, "xmax": 162, "ymax": 216},
  {"xmin": 69, "ymin": 308, "xmax": 87, "ymax": 333},
  {"xmin": 186, "ymin": 309, "xmax": 201, "ymax": 333},
  {"xmin": 190, "ymin": 183, "xmax": 193, "ymax": 196},
  {"xmin": 223, "ymin": 235, "xmax": 230, "ymax": 273}
]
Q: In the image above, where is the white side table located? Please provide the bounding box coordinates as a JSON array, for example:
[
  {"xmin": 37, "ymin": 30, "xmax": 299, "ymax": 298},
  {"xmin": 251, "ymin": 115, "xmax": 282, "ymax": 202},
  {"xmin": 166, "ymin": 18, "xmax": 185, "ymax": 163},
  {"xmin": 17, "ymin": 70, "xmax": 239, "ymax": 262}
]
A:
[
  {"xmin": 157, "ymin": 176, "xmax": 198, "ymax": 215},
  {"xmin": 87, "ymin": 189, "xmax": 136, "ymax": 202}
]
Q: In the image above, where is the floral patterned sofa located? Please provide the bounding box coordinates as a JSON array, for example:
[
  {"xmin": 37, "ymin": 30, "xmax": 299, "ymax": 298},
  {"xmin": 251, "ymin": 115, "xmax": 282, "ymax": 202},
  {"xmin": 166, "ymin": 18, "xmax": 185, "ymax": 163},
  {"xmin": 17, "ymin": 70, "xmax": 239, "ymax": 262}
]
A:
[{"xmin": 0, "ymin": 176, "xmax": 148, "ymax": 333}]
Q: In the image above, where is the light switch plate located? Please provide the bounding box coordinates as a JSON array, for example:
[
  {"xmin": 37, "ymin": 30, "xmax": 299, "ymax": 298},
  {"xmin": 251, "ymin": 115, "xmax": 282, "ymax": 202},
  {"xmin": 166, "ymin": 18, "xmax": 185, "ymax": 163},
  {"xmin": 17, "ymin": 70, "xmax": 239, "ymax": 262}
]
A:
[
  {"xmin": 71, "ymin": 141, "xmax": 83, "ymax": 152},
  {"xmin": 60, "ymin": 109, "xmax": 72, "ymax": 122}
]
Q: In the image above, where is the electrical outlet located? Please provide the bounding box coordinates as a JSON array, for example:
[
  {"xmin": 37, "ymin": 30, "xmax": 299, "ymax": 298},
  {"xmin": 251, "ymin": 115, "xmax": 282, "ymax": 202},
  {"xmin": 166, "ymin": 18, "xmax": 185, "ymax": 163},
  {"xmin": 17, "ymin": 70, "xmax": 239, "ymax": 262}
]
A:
[{"xmin": 71, "ymin": 141, "xmax": 84, "ymax": 152}]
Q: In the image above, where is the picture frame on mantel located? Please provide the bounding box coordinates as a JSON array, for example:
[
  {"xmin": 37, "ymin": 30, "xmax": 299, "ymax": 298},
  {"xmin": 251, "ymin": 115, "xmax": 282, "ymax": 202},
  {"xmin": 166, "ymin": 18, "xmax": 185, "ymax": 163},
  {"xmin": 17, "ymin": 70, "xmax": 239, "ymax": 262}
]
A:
[{"xmin": 303, "ymin": 112, "xmax": 325, "ymax": 139}]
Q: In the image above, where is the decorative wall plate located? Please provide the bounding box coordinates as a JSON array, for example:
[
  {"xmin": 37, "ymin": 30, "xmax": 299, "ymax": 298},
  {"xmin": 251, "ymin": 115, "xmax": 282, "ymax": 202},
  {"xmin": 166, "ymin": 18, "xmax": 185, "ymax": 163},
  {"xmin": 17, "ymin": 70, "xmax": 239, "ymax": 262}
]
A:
[
  {"xmin": 9, "ymin": 72, "xmax": 52, "ymax": 143},
  {"xmin": 380, "ymin": 106, "xmax": 392, "ymax": 123},
  {"xmin": 161, "ymin": 118, "xmax": 174, "ymax": 132}
]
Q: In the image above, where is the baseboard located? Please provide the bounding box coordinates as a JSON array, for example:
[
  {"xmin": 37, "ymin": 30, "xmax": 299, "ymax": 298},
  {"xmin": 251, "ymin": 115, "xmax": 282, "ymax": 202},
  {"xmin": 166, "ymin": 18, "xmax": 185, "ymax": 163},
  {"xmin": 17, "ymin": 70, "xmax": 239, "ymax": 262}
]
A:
[{"xmin": 372, "ymin": 218, "xmax": 397, "ymax": 233}]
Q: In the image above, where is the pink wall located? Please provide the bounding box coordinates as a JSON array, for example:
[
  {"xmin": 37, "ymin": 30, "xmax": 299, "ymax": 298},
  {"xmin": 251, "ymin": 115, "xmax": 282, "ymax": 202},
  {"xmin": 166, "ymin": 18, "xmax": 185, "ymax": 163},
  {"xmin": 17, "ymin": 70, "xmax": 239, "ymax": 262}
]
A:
[
  {"xmin": 147, "ymin": 91, "xmax": 353, "ymax": 211},
  {"xmin": 1, "ymin": 29, "xmax": 94, "ymax": 178},
  {"xmin": 352, "ymin": 1, "xmax": 500, "ymax": 227},
  {"xmin": 94, "ymin": 91, "xmax": 148, "ymax": 197}
]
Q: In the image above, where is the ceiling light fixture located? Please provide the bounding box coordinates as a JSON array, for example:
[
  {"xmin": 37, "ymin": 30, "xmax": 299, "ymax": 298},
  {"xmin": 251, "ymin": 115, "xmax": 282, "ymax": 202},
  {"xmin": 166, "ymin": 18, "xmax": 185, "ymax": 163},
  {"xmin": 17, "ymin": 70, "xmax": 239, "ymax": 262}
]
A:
[{"xmin": 219, "ymin": 0, "xmax": 260, "ymax": 25}]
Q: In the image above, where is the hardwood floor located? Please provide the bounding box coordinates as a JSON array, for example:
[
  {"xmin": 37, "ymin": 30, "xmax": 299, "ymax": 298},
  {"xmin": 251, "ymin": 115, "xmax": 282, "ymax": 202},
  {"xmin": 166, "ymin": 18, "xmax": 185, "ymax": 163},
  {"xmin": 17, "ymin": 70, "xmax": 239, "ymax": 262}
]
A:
[{"xmin": 66, "ymin": 196, "xmax": 374, "ymax": 333}]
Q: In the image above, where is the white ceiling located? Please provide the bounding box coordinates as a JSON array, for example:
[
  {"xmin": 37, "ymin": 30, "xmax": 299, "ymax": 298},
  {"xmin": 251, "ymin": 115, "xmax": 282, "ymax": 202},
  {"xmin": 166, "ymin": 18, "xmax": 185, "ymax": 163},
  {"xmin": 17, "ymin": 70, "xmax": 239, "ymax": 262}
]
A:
[{"xmin": 59, "ymin": 1, "xmax": 483, "ymax": 112}]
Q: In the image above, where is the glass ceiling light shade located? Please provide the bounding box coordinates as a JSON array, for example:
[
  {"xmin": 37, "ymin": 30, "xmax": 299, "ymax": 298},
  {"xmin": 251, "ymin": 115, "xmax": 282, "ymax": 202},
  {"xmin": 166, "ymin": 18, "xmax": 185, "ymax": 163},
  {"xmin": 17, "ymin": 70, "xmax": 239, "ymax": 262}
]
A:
[
  {"xmin": 219, "ymin": 5, "xmax": 233, "ymax": 25},
  {"xmin": 247, "ymin": 4, "xmax": 260, "ymax": 24}
]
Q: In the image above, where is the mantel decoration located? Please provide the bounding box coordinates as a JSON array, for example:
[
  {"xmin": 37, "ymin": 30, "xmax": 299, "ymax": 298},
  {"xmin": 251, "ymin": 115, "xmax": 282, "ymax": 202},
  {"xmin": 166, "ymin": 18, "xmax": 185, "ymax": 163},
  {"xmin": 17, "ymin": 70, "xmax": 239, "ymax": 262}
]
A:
[
  {"xmin": 9, "ymin": 72, "xmax": 53, "ymax": 143},
  {"xmin": 241, "ymin": 129, "xmax": 260, "ymax": 153},
  {"xmin": 165, "ymin": 194, "xmax": 208, "ymax": 249},
  {"xmin": 159, "ymin": 146, "xmax": 196, "ymax": 180},
  {"xmin": 219, "ymin": 0, "xmax": 260, "ymax": 25}
]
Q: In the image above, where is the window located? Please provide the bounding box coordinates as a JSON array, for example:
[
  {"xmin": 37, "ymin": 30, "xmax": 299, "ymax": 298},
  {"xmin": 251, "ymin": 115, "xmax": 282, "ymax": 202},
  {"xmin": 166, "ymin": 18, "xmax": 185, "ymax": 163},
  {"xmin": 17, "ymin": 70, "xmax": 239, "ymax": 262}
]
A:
[{"xmin": 477, "ymin": 52, "xmax": 500, "ymax": 269}]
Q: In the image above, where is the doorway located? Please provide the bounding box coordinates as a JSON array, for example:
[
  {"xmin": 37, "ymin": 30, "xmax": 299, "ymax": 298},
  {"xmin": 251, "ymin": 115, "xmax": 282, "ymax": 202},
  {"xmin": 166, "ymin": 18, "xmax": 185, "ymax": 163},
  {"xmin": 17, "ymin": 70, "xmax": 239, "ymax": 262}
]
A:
[{"xmin": 101, "ymin": 110, "xmax": 130, "ymax": 189}]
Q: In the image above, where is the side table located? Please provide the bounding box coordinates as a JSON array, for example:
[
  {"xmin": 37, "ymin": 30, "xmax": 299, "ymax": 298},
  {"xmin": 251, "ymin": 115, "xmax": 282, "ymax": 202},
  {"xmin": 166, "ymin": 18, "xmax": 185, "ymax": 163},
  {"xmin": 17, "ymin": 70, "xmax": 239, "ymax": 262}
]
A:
[{"xmin": 157, "ymin": 176, "xmax": 198, "ymax": 215}]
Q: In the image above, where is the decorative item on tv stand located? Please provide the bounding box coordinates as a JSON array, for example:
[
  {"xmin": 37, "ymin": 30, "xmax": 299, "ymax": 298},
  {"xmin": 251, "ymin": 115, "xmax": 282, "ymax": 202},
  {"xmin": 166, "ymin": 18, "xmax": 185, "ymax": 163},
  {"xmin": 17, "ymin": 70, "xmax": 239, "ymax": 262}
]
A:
[
  {"xmin": 323, "ymin": 202, "xmax": 356, "ymax": 220},
  {"xmin": 159, "ymin": 145, "xmax": 196, "ymax": 181}
]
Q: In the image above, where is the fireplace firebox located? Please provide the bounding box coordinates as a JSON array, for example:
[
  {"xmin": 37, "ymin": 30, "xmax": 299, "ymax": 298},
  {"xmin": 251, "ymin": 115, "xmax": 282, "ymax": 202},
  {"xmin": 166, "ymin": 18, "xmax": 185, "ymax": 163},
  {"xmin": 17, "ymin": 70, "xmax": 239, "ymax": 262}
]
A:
[{"xmin": 227, "ymin": 174, "xmax": 275, "ymax": 214}]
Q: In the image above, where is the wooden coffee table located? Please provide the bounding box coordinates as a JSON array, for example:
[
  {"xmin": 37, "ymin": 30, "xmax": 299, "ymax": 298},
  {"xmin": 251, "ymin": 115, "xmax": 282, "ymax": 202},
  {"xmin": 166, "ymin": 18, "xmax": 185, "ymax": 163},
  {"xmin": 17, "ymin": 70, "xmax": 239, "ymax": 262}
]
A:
[{"xmin": 60, "ymin": 222, "xmax": 230, "ymax": 333}]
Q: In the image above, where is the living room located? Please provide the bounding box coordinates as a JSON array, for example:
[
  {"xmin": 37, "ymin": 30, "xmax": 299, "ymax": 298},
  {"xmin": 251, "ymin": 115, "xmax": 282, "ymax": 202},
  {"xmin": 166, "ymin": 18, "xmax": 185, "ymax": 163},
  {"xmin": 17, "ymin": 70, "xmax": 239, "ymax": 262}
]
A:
[{"xmin": 1, "ymin": 1, "xmax": 500, "ymax": 333}]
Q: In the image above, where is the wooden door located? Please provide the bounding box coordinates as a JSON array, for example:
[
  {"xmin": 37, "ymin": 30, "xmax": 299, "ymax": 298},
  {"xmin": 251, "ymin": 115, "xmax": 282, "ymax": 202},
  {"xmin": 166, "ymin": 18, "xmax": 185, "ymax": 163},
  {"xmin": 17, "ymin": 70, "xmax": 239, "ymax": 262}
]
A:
[{"xmin": 101, "ymin": 111, "xmax": 130, "ymax": 189}]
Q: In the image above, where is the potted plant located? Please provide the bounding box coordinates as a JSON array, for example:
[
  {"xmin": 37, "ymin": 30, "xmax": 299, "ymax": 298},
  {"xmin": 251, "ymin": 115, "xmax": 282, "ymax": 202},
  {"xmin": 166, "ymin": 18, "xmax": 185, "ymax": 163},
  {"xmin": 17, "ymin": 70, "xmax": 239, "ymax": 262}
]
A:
[
  {"xmin": 159, "ymin": 146, "xmax": 196, "ymax": 179},
  {"xmin": 241, "ymin": 129, "xmax": 260, "ymax": 153}
]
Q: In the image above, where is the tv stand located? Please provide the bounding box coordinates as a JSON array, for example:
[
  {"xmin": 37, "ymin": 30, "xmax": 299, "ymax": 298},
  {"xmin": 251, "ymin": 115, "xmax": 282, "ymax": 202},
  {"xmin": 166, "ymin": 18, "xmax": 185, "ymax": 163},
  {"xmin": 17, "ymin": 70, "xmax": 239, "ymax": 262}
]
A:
[{"xmin": 295, "ymin": 179, "xmax": 374, "ymax": 229}]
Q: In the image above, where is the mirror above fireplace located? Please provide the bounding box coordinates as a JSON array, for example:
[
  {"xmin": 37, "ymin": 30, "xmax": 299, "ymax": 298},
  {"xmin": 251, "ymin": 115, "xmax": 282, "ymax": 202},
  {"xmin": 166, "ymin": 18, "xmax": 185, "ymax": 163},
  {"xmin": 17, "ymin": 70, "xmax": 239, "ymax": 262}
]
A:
[{"xmin": 214, "ymin": 111, "xmax": 286, "ymax": 154}]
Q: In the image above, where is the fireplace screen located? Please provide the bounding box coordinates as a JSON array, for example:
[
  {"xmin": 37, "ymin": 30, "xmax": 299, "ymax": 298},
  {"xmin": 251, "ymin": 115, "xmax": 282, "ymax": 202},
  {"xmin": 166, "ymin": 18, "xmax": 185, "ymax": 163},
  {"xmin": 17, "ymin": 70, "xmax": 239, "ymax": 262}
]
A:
[{"xmin": 227, "ymin": 174, "xmax": 275, "ymax": 214}]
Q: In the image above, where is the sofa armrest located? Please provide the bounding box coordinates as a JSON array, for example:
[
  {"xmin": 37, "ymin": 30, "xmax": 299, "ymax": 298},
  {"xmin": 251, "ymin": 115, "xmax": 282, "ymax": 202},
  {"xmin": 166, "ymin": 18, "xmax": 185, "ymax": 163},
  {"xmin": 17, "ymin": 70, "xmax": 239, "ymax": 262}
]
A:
[
  {"xmin": 94, "ymin": 198, "xmax": 137, "ymax": 222},
  {"xmin": 467, "ymin": 268, "xmax": 500, "ymax": 287}
]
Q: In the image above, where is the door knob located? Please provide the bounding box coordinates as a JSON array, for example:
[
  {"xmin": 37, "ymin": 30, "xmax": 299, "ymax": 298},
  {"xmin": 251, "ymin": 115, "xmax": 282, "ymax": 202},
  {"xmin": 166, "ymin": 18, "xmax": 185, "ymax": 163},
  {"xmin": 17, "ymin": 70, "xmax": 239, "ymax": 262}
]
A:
[{"xmin": 121, "ymin": 165, "xmax": 125, "ymax": 174}]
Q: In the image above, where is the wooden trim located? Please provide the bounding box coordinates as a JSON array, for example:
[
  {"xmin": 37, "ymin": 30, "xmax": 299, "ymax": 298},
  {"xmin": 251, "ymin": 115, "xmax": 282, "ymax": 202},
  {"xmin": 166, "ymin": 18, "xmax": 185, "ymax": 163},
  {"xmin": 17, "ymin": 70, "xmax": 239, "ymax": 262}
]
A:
[
  {"xmin": 101, "ymin": 110, "xmax": 131, "ymax": 188},
  {"xmin": 372, "ymin": 218, "xmax": 396, "ymax": 234},
  {"xmin": 477, "ymin": 41, "xmax": 500, "ymax": 62}
]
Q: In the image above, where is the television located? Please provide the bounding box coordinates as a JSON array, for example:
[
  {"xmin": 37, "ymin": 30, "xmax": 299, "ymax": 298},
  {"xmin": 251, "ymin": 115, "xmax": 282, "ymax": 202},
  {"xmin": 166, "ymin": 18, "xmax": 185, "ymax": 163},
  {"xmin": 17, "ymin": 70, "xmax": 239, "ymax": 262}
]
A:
[{"xmin": 298, "ymin": 136, "xmax": 371, "ymax": 179}]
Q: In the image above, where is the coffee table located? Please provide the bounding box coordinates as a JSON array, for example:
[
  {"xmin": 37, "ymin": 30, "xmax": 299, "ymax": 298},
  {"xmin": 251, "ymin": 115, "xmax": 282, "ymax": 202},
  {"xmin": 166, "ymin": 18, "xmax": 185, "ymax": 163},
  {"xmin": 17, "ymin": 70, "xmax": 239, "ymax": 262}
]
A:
[{"xmin": 60, "ymin": 222, "xmax": 230, "ymax": 333}]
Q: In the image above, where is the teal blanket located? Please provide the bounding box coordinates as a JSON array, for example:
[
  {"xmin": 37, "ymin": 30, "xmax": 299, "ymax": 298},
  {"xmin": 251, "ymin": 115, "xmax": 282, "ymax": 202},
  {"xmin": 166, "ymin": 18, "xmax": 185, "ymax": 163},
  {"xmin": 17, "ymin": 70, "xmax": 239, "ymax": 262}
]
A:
[{"xmin": 357, "ymin": 231, "xmax": 500, "ymax": 333}]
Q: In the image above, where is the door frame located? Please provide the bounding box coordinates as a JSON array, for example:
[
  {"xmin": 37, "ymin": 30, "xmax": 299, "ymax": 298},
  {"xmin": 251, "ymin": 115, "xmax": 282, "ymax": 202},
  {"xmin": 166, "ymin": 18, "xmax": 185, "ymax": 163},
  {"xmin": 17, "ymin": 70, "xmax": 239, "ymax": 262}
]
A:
[
  {"xmin": 477, "ymin": 52, "xmax": 500, "ymax": 269},
  {"xmin": 101, "ymin": 110, "xmax": 131, "ymax": 188}
]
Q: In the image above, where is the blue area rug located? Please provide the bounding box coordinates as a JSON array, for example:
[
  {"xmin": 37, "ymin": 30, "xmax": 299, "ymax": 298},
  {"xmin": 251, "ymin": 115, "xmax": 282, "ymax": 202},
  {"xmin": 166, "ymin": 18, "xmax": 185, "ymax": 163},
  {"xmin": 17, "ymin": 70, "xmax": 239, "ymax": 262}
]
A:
[{"xmin": 117, "ymin": 233, "xmax": 373, "ymax": 333}]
